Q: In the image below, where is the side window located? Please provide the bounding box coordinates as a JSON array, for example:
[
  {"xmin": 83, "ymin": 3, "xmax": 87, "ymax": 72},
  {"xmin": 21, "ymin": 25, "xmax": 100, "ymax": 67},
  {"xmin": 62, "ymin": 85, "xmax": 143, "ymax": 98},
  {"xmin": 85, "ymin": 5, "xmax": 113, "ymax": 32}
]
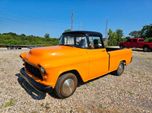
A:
[
  {"xmin": 88, "ymin": 36, "xmax": 103, "ymax": 49},
  {"xmin": 64, "ymin": 36, "xmax": 74, "ymax": 45},
  {"xmin": 127, "ymin": 39, "xmax": 131, "ymax": 42},
  {"xmin": 132, "ymin": 39, "xmax": 137, "ymax": 42},
  {"xmin": 76, "ymin": 37, "xmax": 88, "ymax": 48},
  {"xmin": 139, "ymin": 39, "xmax": 144, "ymax": 42}
]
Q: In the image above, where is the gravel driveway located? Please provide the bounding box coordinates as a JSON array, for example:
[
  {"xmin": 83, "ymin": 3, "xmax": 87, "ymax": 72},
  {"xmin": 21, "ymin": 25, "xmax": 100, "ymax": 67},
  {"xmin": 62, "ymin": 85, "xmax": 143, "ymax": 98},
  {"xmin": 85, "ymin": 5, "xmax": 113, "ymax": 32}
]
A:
[{"xmin": 0, "ymin": 48, "xmax": 152, "ymax": 113}]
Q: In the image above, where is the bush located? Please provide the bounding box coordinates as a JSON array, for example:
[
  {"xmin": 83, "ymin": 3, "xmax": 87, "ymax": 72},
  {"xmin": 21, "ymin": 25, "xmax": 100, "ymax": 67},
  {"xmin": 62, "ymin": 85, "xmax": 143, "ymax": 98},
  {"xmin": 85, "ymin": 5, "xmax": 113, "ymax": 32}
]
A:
[
  {"xmin": 144, "ymin": 37, "xmax": 152, "ymax": 42},
  {"xmin": 0, "ymin": 33, "xmax": 59, "ymax": 46},
  {"xmin": 108, "ymin": 29, "xmax": 123, "ymax": 46}
]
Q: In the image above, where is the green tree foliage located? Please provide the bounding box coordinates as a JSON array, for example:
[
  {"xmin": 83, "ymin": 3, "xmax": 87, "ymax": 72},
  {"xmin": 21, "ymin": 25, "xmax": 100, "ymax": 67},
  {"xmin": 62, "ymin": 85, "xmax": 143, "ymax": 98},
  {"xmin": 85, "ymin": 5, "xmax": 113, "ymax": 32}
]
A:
[
  {"xmin": 141, "ymin": 24, "xmax": 152, "ymax": 38},
  {"xmin": 108, "ymin": 29, "xmax": 123, "ymax": 46},
  {"xmin": 144, "ymin": 37, "xmax": 152, "ymax": 42},
  {"xmin": 129, "ymin": 24, "xmax": 152, "ymax": 38},
  {"xmin": 116, "ymin": 29, "xmax": 123, "ymax": 42},
  {"xmin": 64, "ymin": 29, "xmax": 71, "ymax": 32},
  {"xmin": 129, "ymin": 31, "xmax": 141, "ymax": 37},
  {"xmin": 44, "ymin": 33, "xmax": 50, "ymax": 38},
  {"xmin": 0, "ymin": 33, "xmax": 59, "ymax": 46},
  {"xmin": 116, "ymin": 29, "xmax": 123, "ymax": 37}
]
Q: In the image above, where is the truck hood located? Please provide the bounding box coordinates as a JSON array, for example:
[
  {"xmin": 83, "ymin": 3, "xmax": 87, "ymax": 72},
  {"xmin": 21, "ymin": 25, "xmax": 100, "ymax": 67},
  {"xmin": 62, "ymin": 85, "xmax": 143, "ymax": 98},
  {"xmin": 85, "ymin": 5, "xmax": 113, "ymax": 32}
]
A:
[
  {"xmin": 21, "ymin": 45, "xmax": 86, "ymax": 67},
  {"xmin": 29, "ymin": 45, "xmax": 84, "ymax": 57}
]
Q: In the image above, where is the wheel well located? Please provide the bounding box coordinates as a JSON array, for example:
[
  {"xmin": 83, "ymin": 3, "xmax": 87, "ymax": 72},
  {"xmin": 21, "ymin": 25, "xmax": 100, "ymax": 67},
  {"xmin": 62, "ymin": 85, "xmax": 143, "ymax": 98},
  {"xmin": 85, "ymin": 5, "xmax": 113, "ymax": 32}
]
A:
[
  {"xmin": 59, "ymin": 70, "xmax": 83, "ymax": 84},
  {"xmin": 119, "ymin": 43, "xmax": 124, "ymax": 47},
  {"xmin": 121, "ymin": 60, "xmax": 126, "ymax": 65},
  {"xmin": 143, "ymin": 45, "xmax": 149, "ymax": 48}
]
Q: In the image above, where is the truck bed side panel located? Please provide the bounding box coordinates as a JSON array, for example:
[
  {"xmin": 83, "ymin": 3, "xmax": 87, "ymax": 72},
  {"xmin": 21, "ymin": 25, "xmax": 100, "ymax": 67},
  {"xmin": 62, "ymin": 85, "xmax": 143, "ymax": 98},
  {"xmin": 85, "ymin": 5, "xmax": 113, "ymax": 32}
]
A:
[
  {"xmin": 108, "ymin": 49, "xmax": 132, "ymax": 73},
  {"xmin": 139, "ymin": 42, "xmax": 152, "ymax": 49}
]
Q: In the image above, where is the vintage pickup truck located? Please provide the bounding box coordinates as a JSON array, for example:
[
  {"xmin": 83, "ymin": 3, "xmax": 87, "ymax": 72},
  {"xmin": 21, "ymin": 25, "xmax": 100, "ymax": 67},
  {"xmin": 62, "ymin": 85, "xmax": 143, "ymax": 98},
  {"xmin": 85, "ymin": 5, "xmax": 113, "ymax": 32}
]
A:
[
  {"xmin": 20, "ymin": 31, "xmax": 132, "ymax": 98},
  {"xmin": 119, "ymin": 38, "xmax": 152, "ymax": 52}
]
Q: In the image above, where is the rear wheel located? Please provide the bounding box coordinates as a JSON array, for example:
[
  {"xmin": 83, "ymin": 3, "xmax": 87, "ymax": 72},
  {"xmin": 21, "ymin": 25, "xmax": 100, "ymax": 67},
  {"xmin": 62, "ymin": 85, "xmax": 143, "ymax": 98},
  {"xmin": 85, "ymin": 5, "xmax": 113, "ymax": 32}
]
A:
[
  {"xmin": 55, "ymin": 73, "xmax": 78, "ymax": 99},
  {"xmin": 113, "ymin": 62, "xmax": 125, "ymax": 76},
  {"xmin": 143, "ymin": 46, "xmax": 150, "ymax": 52},
  {"xmin": 119, "ymin": 45, "xmax": 124, "ymax": 49}
]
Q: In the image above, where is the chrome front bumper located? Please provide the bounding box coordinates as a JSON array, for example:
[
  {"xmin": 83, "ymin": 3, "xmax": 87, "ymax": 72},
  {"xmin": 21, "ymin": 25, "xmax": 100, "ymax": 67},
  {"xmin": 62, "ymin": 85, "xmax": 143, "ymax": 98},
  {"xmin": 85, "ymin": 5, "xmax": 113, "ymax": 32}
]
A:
[{"xmin": 20, "ymin": 68, "xmax": 52, "ymax": 92}]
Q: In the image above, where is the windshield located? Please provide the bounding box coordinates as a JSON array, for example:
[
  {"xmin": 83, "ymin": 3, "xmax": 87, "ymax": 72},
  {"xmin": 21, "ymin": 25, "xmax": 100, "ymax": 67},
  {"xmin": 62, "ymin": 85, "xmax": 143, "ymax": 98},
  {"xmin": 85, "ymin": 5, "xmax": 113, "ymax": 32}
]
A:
[{"xmin": 59, "ymin": 34, "xmax": 88, "ymax": 48}]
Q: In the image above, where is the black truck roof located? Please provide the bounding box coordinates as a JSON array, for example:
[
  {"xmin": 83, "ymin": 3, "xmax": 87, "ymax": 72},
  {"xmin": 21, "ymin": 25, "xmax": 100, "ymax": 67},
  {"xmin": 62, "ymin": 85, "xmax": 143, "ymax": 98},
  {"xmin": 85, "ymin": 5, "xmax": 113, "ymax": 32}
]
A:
[{"xmin": 63, "ymin": 31, "xmax": 103, "ymax": 37}]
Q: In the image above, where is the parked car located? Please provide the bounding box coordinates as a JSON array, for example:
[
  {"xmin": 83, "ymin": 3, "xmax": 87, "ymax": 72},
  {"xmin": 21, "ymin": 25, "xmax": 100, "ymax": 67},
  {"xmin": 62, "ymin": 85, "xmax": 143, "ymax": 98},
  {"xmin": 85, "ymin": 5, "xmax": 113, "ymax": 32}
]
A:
[
  {"xmin": 119, "ymin": 38, "xmax": 152, "ymax": 52},
  {"xmin": 20, "ymin": 31, "xmax": 132, "ymax": 98}
]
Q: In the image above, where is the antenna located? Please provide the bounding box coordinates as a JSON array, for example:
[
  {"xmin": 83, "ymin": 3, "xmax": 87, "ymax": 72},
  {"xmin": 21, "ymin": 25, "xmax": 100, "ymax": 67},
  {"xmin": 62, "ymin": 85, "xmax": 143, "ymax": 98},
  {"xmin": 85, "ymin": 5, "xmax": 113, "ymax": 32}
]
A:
[
  {"xmin": 71, "ymin": 12, "xmax": 74, "ymax": 31},
  {"xmin": 105, "ymin": 19, "xmax": 108, "ymax": 38}
]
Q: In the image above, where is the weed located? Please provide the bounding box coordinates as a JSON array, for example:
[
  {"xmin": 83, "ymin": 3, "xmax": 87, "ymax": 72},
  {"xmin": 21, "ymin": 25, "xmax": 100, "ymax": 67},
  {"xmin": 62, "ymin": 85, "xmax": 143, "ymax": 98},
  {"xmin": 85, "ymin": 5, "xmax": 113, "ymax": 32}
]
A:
[{"xmin": 0, "ymin": 99, "xmax": 16, "ymax": 108}]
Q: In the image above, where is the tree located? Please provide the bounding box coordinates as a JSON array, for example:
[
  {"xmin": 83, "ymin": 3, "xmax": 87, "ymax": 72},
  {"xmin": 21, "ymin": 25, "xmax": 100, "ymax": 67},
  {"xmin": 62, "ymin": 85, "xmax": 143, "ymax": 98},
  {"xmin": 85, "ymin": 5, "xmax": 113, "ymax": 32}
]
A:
[
  {"xmin": 129, "ymin": 24, "xmax": 152, "ymax": 38},
  {"xmin": 116, "ymin": 29, "xmax": 123, "ymax": 43},
  {"xmin": 116, "ymin": 29, "xmax": 123, "ymax": 38},
  {"xmin": 44, "ymin": 33, "xmax": 50, "ymax": 38},
  {"xmin": 0, "ymin": 32, "xmax": 58, "ymax": 46},
  {"xmin": 20, "ymin": 34, "xmax": 26, "ymax": 37},
  {"xmin": 64, "ymin": 29, "xmax": 71, "ymax": 32},
  {"xmin": 129, "ymin": 31, "xmax": 141, "ymax": 38},
  {"xmin": 108, "ymin": 29, "xmax": 117, "ymax": 46},
  {"xmin": 7, "ymin": 32, "xmax": 17, "ymax": 36},
  {"xmin": 108, "ymin": 29, "xmax": 123, "ymax": 46},
  {"xmin": 141, "ymin": 24, "xmax": 152, "ymax": 38}
]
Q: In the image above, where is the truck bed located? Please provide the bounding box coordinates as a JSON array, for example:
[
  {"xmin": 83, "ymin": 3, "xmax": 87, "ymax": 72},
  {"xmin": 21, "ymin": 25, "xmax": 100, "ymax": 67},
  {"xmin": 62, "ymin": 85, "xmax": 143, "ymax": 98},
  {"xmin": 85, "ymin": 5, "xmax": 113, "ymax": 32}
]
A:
[
  {"xmin": 105, "ymin": 47, "xmax": 132, "ymax": 73},
  {"xmin": 106, "ymin": 47, "xmax": 122, "ymax": 52}
]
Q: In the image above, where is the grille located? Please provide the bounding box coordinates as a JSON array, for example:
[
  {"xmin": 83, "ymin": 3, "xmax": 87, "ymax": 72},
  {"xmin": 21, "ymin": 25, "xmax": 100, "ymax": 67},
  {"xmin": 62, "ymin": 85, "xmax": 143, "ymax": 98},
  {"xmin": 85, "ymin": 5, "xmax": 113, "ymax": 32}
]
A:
[{"xmin": 25, "ymin": 62, "xmax": 43, "ymax": 79}]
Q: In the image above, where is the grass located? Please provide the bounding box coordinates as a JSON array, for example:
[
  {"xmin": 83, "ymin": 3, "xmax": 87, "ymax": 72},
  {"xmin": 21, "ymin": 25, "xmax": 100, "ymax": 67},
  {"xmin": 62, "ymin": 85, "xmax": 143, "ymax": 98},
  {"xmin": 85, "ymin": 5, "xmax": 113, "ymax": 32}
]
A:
[
  {"xmin": 87, "ymin": 82, "xmax": 96, "ymax": 87},
  {"xmin": 0, "ymin": 99, "xmax": 16, "ymax": 109},
  {"xmin": 31, "ymin": 111, "xmax": 38, "ymax": 113}
]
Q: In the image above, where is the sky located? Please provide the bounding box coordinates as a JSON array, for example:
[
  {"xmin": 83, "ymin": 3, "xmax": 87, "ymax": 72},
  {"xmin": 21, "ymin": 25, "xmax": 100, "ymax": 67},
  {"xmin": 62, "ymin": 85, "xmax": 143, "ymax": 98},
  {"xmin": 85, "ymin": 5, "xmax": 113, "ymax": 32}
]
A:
[{"xmin": 0, "ymin": 0, "xmax": 152, "ymax": 38}]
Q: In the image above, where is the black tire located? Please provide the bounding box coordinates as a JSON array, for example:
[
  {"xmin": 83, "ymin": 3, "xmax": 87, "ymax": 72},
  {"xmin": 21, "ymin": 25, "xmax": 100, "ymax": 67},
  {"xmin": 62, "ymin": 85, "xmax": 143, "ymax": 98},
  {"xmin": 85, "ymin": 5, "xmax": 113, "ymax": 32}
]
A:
[
  {"xmin": 55, "ymin": 73, "xmax": 78, "ymax": 99},
  {"xmin": 113, "ymin": 62, "xmax": 125, "ymax": 76},
  {"xmin": 119, "ymin": 45, "xmax": 124, "ymax": 49},
  {"xmin": 143, "ymin": 46, "xmax": 150, "ymax": 52}
]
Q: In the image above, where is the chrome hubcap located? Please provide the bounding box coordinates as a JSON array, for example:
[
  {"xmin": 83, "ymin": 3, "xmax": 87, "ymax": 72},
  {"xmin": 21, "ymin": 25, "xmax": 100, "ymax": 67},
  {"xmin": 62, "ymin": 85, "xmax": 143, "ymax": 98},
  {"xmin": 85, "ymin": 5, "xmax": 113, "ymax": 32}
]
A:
[
  {"xmin": 144, "ymin": 47, "xmax": 148, "ymax": 51},
  {"xmin": 61, "ymin": 78, "xmax": 75, "ymax": 97},
  {"xmin": 118, "ymin": 64, "xmax": 123, "ymax": 74}
]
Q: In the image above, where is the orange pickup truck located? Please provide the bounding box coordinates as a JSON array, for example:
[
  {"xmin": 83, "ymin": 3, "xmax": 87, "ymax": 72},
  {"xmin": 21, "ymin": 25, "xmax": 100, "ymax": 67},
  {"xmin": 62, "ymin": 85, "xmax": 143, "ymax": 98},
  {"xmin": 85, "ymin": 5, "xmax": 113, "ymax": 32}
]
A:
[{"xmin": 20, "ymin": 31, "xmax": 132, "ymax": 98}]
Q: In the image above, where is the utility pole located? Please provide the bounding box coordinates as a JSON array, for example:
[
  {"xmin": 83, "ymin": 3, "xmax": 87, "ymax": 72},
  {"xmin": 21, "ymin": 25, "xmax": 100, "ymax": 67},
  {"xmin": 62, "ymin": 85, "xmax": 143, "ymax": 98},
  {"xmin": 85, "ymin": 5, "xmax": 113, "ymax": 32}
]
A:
[
  {"xmin": 71, "ymin": 12, "xmax": 74, "ymax": 31},
  {"xmin": 105, "ymin": 19, "xmax": 108, "ymax": 38}
]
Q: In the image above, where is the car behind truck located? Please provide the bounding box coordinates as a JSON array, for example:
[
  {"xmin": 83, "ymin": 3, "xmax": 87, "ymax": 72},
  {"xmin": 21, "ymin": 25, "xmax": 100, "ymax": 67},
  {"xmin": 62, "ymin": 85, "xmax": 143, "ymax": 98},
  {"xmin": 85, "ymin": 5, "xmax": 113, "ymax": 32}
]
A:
[
  {"xmin": 20, "ymin": 31, "xmax": 132, "ymax": 98},
  {"xmin": 119, "ymin": 38, "xmax": 152, "ymax": 52}
]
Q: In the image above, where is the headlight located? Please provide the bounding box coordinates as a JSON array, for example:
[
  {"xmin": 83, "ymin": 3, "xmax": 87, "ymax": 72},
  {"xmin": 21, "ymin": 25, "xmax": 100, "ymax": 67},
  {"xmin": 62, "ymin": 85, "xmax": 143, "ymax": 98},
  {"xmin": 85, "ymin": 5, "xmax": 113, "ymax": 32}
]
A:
[{"xmin": 40, "ymin": 66, "xmax": 46, "ymax": 74}]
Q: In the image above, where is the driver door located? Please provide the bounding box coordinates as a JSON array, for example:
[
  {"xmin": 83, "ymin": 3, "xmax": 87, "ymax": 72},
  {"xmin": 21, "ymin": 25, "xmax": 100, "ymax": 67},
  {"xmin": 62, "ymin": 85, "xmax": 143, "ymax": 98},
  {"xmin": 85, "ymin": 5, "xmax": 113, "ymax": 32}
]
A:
[{"xmin": 87, "ymin": 36, "xmax": 109, "ymax": 80}]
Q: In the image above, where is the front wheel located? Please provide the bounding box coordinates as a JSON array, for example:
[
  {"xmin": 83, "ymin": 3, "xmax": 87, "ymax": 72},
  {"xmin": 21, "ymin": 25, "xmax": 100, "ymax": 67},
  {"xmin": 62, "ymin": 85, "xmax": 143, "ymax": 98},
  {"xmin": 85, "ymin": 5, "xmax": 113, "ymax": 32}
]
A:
[
  {"xmin": 55, "ymin": 73, "xmax": 78, "ymax": 99},
  {"xmin": 113, "ymin": 62, "xmax": 125, "ymax": 76}
]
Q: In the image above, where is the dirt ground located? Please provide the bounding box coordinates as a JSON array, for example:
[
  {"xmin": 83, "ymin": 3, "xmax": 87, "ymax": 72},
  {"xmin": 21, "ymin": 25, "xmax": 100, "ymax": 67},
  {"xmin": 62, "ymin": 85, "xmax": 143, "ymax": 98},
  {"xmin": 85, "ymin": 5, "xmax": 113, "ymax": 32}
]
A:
[{"xmin": 0, "ymin": 48, "xmax": 152, "ymax": 113}]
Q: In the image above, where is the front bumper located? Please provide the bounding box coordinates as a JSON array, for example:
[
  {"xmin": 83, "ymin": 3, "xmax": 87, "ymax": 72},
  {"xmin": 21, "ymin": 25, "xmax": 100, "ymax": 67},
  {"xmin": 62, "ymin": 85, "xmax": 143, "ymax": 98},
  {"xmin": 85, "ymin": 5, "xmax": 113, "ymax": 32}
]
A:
[{"xmin": 20, "ymin": 68, "xmax": 52, "ymax": 92}]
